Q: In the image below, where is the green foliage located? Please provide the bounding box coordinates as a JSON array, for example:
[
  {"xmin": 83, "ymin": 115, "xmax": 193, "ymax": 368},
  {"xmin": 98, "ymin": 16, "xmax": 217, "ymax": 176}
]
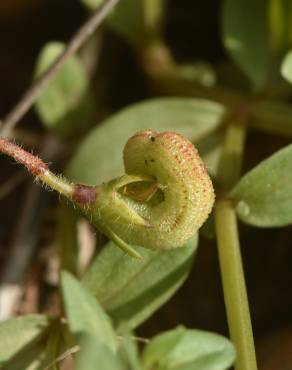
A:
[
  {"xmin": 81, "ymin": 0, "xmax": 103, "ymax": 11},
  {"xmin": 61, "ymin": 271, "xmax": 117, "ymax": 353},
  {"xmin": 142, "ymin": 326, "xmax": 236, "ymax": 370},
  {"xmin": 107, "ymin": 0, "xmax": 145, "ymax": 46},
  {"xmin": 175, "ymin": 62, "xmax": 216, "ymax": 87},
  {"xmin": 75, "ymin": 335, "xmax": 125, "ymax": 370},
  {"xmin": 7, "ymin": 0, "xmax": 292, "ymax": 368},
  {"xmin": 231, "ymin": 144, "xmax": 292, "ymax": 227},
  {"xmin": 34, "ymin": 42, "xmax": 93, "ymax": 136},
  {"xmin": 81, "ymin": 0, "xmax": 145, "ymax": 46},
  {"xmin": 281, "ymin": 50, "xmax": 292, "ymax": 83},
  {"xmin": 82, "ymin": 236, "xmax": 197, "ymax": 329},
  {"xmin": 117, "ymin": 330, "xmax": 142, "ymax": 370},
  {"xmin": 269, "ymin": 0, "xmax": 292, "ymax": 51},
  {"xmin": 196, "ymin": 133, "xmax": 224, "ymax": 179},
  {"xmin": 222, "ymin": 0, "xmax": 270, "ymax": 89},
  {"xmin": 222, "ymin": 0, "xmax": 292, "ymax": 89},
  {"xmin": 82, "ymin": 0, "xmax": 164, "ymax": 47},
  {"xmin": 0, "ymin": 315, "xmax": 50, "ymax": 370},
  {"xmin": 67, "ymin": 97, "xmax": 225, "ymax": 183}
]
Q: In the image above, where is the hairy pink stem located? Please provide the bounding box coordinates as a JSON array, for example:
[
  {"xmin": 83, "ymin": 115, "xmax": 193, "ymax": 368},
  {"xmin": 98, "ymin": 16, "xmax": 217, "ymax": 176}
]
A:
[{"xmin": 0, "ymin": 138, "xmax": 48, "ymax": 176}]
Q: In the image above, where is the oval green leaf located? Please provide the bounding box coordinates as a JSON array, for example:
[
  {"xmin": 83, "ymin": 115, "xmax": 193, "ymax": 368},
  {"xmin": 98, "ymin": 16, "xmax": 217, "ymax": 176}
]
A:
[
  {"xmin": 82, "ymin": 236, "xmax": 197, "ymax": 329},
  {"xmin": 61, "ymin": 271, "xmax": 117, "ymax": 353},
  {"xmin": 67, "ymin": 97, "xmax": 225, "ymax": 184},
  {"xmin": 34, "ymin": 42, "xmax": 92, "ymax": 135},
  {"xmin": 231, "ymin": 144, "xmax": 292, "ymax": 227},
  {"xmin": 222, "ymin": 0, "xmax": 269, "ymax": 89},
  {"xmin": 142, "ymin": 326, "xmax": 235, "ymax": 370}
]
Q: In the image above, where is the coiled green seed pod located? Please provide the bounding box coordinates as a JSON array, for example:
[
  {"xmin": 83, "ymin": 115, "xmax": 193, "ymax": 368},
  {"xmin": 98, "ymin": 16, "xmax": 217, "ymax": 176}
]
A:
[{"xmin": 83, "ymin": 130, "xmax": 215, "ymax": 254}]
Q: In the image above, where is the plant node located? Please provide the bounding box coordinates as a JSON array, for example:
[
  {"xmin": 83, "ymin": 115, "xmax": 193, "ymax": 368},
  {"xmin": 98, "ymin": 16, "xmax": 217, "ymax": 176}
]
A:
[{"xmin": 72, "ymin": 184, "xmax": 97, "ymax": 205}]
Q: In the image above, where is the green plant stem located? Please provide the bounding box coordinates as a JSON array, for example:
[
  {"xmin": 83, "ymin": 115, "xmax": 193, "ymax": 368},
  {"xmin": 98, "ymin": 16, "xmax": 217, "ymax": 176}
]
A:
[
  {"xmin": 39, "ymin": 171, "xmax": 73, "ymax": 199},
  {"xmin": 143, "ymin": 0, "xmax": 163, "ymax": 40},
  {"xmin": 215, "ymin": 120, "xmax": 258, "ymax": 370},
  {"xmin": 217, "ymin": 120, "xmax": 247, "ymax": 190},
  {"xmin": 215, "ymin": 199, "xmax": 257, "ymax": 370}
]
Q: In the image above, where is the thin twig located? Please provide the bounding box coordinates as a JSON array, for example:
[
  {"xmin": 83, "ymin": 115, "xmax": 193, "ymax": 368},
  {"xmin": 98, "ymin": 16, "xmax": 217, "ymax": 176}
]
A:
[
  {"xmin": 0, "ymin": 136, "xmax": 63, "ymax": 320},
  {"xmin": 0, "ymin": 0, "xmax": 120, "ymax": 138},
  {"xmin": 0, "ymin": 183, "xmax": 44, "ymax": 320},
  {"xmin": 42, "ymin": 345, "xmax": 80, "ymax": 370}
]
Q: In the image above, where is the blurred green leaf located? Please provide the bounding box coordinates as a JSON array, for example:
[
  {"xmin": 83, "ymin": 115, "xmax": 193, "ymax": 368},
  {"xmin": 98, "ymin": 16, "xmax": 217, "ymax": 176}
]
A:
[
  {"xmin": 269, "ymin": 0, "xmax": 292, "ymax": 51},
  {"xmin": 0, "ymin": 315, "xmax": 49, "ymax": 370},
  {"xmin": 142, "ymin": 326, "xmax": 235, "ymax": 370},
  {"xmin": 34, "ymin": 42, "xmax": 93, "ymax": 135},
  {"xmin": 67, "ymin": 97, "xmax": 225, "ymax": 184},
  {"xmin": 41, "ymin": 322, "xmax": 63, "ymax": 370},
  {"xmin": 175, "ymin": 62, "xmax": 216, "ymax": 87},
  {"xmin": 82, "ymin": 236, "xmax": 197, "ymax": 329},
  {"xmin": 107, "ymin": 0, "xmax": 162, "ymax": 46},
  {"xmin": 250, "ymin": 100, "xmax": 292, "ymax": 137},
  {"xmin": 108, "ymin": 0, "xmax": 144, "ymax": 46},
  {"xmin": 75, "ymin": 335, "xmax": 125, "ymax": 370},
  {"xmin": 281, "ymin": 50, "xmax": 292, "ymax": 83},
  {"xmin": 82, "ymin": 0, "xmax": 145, "ymax": 46},
  {"xmin": 117, "ymin": 329, "xmax": 143, "ymax": 370},
  {"xmin": 81, "ymin": 0, "xmax": 103, "ymax": 10},
  {"xmin": 197, "ymin": 133, "xmax": 224, "ymax": 179},
  {"xmin": 61, "ymin": 271, "xmax": 117, "ymax": 353},
  {"xmin": 222, "ymin": 0, "xmax": 270, "ymax": 89},
  {"xmin": 231, "ymin": 144, "xmax": 292, "ymax": 226},
  {"xmin": 82, "ymin": 0, "xmax": 164, "ymax": 46}
]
